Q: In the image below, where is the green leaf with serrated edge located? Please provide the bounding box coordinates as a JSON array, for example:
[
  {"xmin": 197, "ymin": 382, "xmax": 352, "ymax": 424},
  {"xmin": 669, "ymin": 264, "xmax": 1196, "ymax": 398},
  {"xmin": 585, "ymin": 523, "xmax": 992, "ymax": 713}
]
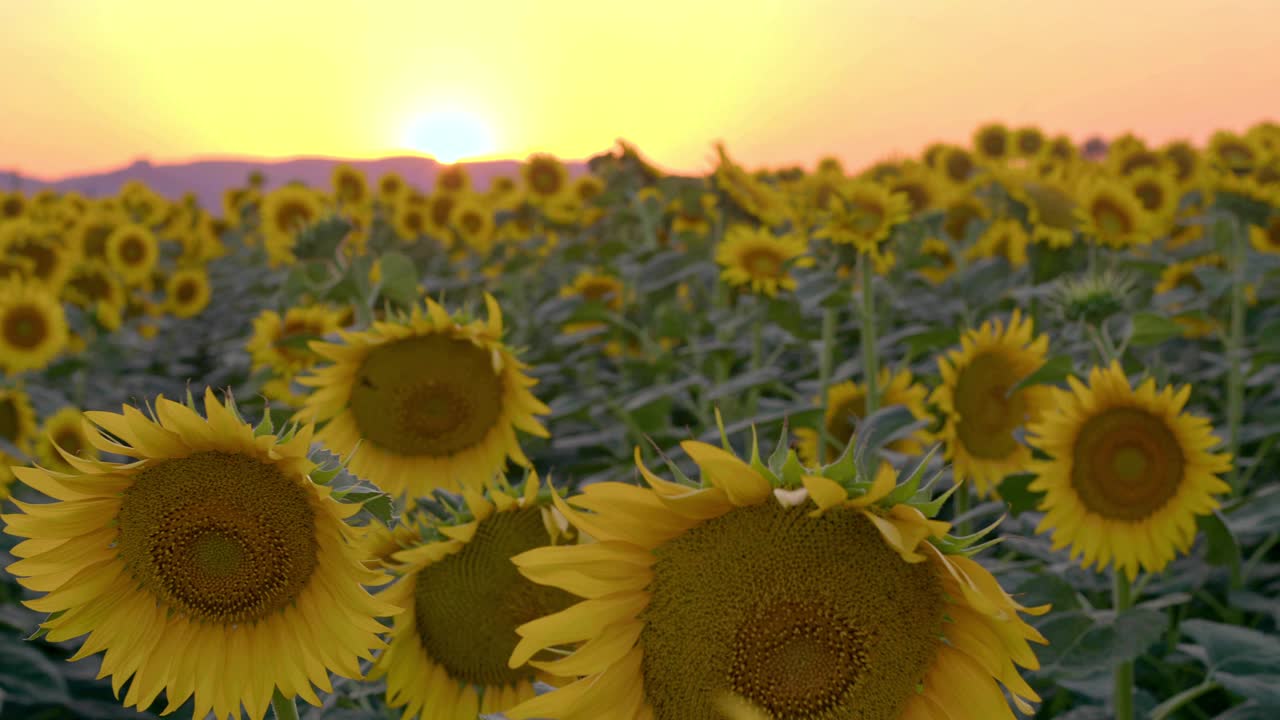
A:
[
  {"xmin": 883, "ymin": 444, "xmax": 941, "ymax": 505},
  {"xmin": 1198, "ymin": 510, "xmax": 1242, "ymax": 587},
  {"xmin": 852, "ymin": 405, "xmax": 922, "ymax": 483},
  {"xmin": 1007, "ymin": 355, "xmax": 1075, "ymax": 397},
  {"xmin": 1128, "ymin": 311, "xmax": 1184, "ymax": 347}
]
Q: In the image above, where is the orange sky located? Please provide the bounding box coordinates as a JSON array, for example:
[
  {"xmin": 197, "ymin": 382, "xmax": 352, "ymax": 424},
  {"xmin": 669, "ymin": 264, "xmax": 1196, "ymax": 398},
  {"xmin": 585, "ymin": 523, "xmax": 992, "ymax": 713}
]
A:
[{"xmin": 2, "ymin": 0, "xmax": 1276, "ymax": 179}]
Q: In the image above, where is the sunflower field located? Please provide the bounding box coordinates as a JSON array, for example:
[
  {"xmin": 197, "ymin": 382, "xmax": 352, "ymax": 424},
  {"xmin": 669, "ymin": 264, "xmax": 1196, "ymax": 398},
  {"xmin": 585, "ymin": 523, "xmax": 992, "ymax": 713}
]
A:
[{"xmin": 1, "ymin": 122, "xmax": 1279, "ymax": 720}]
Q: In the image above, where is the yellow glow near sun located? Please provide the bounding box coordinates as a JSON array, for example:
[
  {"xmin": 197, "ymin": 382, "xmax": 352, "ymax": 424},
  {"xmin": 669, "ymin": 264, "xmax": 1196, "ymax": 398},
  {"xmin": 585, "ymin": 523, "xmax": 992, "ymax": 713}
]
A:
[{"xmin": 401, "ymin": 107, "xmax": 496, "ymax": 163}]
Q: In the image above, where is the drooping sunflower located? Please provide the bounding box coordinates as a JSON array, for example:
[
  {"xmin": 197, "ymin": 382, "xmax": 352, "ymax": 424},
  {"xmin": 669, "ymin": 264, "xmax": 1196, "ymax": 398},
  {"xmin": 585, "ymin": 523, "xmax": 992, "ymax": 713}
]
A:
[
  {"xmin": 0, "ymin": 279, "xmax": 69, "ymax": 374},
  {"xmin": 1207, "ymin": 130, "xmax": 1261, "ymax": 176},
  {"xmin": 917, "ymin": 238, "xmax": 957, "ymax": 285},
  {"xmin": 813, "ymin": 181, "xmax": 911, "ymax": 255},
  {"xmin": 332, "ymin": 164, "xmax": 370, "ymax": 208},
  {"xmin": 559, "ymin": 270, "xmax": 626, "ymax": 338},
  {"xmin": 1, "ymin": 389, "xmax": 397, "ymax": 720},
  {"xmin": 714, "ymin": 145, "xmax": 792, "ymax": 228},
  {"xmin": 165, "ymin": 267, "xmax": 212, "ymax": 319},
  {"xmin": 1005, "ymin": 171, "xmax": 1080, "ymax": 248},
  {"xmin": 969, "ymin": 218, "xmax": 1031, "ymax": 268},
  {"xmin": 104, "ymin": 223, "xmax": 159, "ymax": 285},
  {"xmin": 1074, "ymin": 174, "xmax": 1152, "ymax": 249},
  {"xmin": 715, "ymin": 225, "xmax": 812, "ymax": 297},
  {"xmin": 972, "ymin": 122, "xmax": 1012, "ymax": 165},
  {"xmin": 298, "ymin": 295, "xmax": 551, "ymax": 498},
  {"xmin": 261, "ymin": 185, "xmax": 325, "ymax": 267},
  {"xmin": 246, "ymin": 305, "xmax": 347, "ymax": 379},
  {"xmin": 938, "ymin": 186, "xmax": 991, "ymax": 244},
  {"xmin": 931, "ymin": 310, "xmax": 1052, "ymax": 496},
  {"xmin": 523, "ymin": 154, "xmax": 571, "ymax": 204},
  {"xmin": 795, "ymin": 368, "xmax": 932, "ymax": 466},
  {"xmin": 1154, "ymin": 254, "xmax": 1224, "ymax": 296},
  {"xmin": 32, "ymin": 405, "xmax": 99, "ymax": 472},
  {"xmin": 1027, "ymin": 362, "xmax": 1232, "ymax": 580},
  {"xmin": 504, "ymin": 434, "xmax": 1047, "ymax": 720},
  {"xmin": 0, "ymin": 385, "xmax": 38, "ymax": 455},
  {"xmin": 372, "ymin": 475, "xmax": 578, "ymax": 718},
  {"xmin": 1, "ymin": 219, "xmax": 77, "ymax": 291}
]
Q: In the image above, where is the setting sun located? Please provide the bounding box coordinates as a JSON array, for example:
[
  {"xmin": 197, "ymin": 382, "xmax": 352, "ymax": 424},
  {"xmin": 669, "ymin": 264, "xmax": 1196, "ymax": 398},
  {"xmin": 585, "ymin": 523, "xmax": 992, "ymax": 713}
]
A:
[{"xmin": 401, "ymin": 107, "xmax": 496, "ymax": 163}]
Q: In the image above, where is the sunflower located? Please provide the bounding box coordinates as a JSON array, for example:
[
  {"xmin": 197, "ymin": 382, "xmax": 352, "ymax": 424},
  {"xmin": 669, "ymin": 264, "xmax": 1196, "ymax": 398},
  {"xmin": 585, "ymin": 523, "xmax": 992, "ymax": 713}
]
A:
[
  {"xmin": 1002, "ymin": 171, "xmax": 1079, "ymax": 248},
  {"xmin": 378, "ymin": 173, "xmax": 409, "ymax": 204},
  {"xmin": 504, "ymin": 433, "xmax": 1047, "ymax": 720},
  {"xmin": 165, "ymin": 268, "xmax": 212, "ymax": 319},
  {"xmin": 261, "ymin": 185, "xmax": 325, "ymax": 267},
  {"xmin": 1027, "ymin": 362, "xmax": 1232, "ymax": 580},
  {"xmin": 1, "ymin": 219, "xmax": 77, "ymax": 291},
  {"xmin": 332, "ymin": 164, "xmax": 369, "ymax": 207},
  {"xmin": 917, "ymin": 238, "xmax": 957, "ymax": 285},
  {"xmin": 372, "ymin": 475, "xmax": 578, "ymax": 718},
  {"xmin": 1013, "ymin": 126, "xmax": 1047, "ymax": 159},
  {"xmin": 424, "ymin": 193, "xmax": 460, "ymax": 242},
  {"xmin": 1207, "ymin": 130, "xmax": 1261, "ymax": 176},
  {"xmin": 1160, "ymin": 140, "xmax": 1204, "ymax": 190},
  {"xmin": 392, "ymin": 200, "xmax": 430, "ymax": 242},
  {"xmin": 1124, "ymin": 167, "xmax": 1182, "ymax": 232},
  {"xmin": 932, "ymin": 310, "xmax": 1052, "ymax": 497},
  {"xmin": 1155, "ymin": 254, "xmax": 1223, "ymax": 296},
  {"xmin": 669, "ymin": 193, "xmax": 720, "ymax": 238},
  {"xmin": 795, "ymin": 368, "xmax": 932, "ymax": 466},
  {"xmin": 120, "ymin": 181, "xmax": 168, "ymax": 227},
  {"xmin": 937, "ymin": 145, "xmax": 978, "ymax": 187},
  {"xmin": 103, "ymin": 223, "xmax": 159, "ymax": 285},
  {"xmin": 1, "ymin": 389, "xmax": 397, "ymax": 719},
  {"xmin": 973, "ymin": 122, "xmax": 1012, "ymax": 164},
  {"xmin": 32, "ymin": 406, "xmax": 99, "ymax": 472},
  {"xmin": 1108, "ymin": 144, "xmax": 1163, "ymax": 178},
  {"xmin": 221, "ymin": 187, "xmax": 260, "ymax": 229},
  {"xmin": 523, "ymin": 154, "xmax": 570, "ymax": 204},
  {"xmin": 939, "ymin": 187, "xmax": 991, "ymax": 244},
  {"xmin": 1250, "ymin": 214, "xmax": 1280, "ymax": 254},
  {"xmin": 813, "ymin": 181, "xmax": 911, "ymax": 255},
  {"xmin": 488, "ymin": 176, "xmax": 521, "ymax": 209},
  {"xmin": 1075, "ymin": 175, "xmax": 1152, "ymax": 249},
  {"xmin": 451, "ymin": 196, "xmax": 497, "ymax": 253},
  {"xmin": 884, "ymin": 162, "xmax": 946, "ymax": 214},
  {"xmin": 298, "ymin": 295, "xmax": 550, "ymax": 498},
  {"xmin": 246, "ymin": 305, "xmax": 347, "ymax": 378},
  {"xmin": 969, "ymin": 218, "xmax": 1031, "ymax": 268},
  {"xmin": 0, "ymin": 280, "xmax": 69, "ymax": 374},
  {"xmin": 560, "ymin": 270, "xmax": 626, "ymax": 339},
  {"xmin": 0, "ymin": 385, "xmax": 38, "ymax": 455},
  {"xmin": 714, "ymin": 145, "xmax": 791, "ymax": 228},
  {"xmin": 0, "ymin": 192, "xmax": 26, "ymax": 220},
  {"xmin": 715, "ymin": 225, "xmax": 812, "ymax": 297}
]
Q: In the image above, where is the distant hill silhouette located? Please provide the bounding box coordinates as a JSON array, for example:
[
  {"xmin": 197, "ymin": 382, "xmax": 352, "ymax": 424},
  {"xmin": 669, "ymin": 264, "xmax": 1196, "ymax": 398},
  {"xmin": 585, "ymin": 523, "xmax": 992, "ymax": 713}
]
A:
[{"xmin": 2, "ymin": 156, "xmax": 591, "ymax": 210}]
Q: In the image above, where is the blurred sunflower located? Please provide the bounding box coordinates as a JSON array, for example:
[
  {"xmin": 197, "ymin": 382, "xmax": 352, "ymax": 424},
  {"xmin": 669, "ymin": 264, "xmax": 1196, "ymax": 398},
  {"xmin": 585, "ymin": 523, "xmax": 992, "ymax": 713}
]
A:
[
  {"xmin": 669, "ymin": 193, "xmax": 719, "ymax": 238},
  {"xmin": 932, "ymin": 310, "xmax": 1051, "ymax": 496},
  {"xmin": 1075, "ymin": 175, "xmax": 1151, "ymax": 249},
  {"xmin": 2, "ymin": 220, "xmax": 77, "ymax": 291},
  {"xmin": 221, "ymin": 187, "xmax": 260, "ymax": 230},
  {"xmin": 973, "ymin": 122, "xmax": 1012, "ymax": 164},
  {"xmin": 1008, "ymin": 172, "xmax": 1080, "ymax": 248},
  {"xmin": 795, "ymin": 368, "xmax": 932, "ymax": 466},
  {"xmin": 1160, "ymin": 140, "xmax": 1204, "ymax": 190},
  {"xmin": 451, "ymin": 196, "xmax": 497, "ymax": 253},
  {"xmin": 939, "ymin": 187, "xmax": 991, "ymax": 244},
  {"xmin": 165, "ymin": 268, "xmax": 212, "ymax": 319},
  {"xmin": 1028, "ymin": 362, "xmax": 1232, "ymax": 580},
  {"xmin": 424, "ymin": 193, "xmax": 460, "ymax": 241},
  {"xmin": 1013, "ymin": 126, "xmax": 1046, "ymax": 158},
  {"xmin": 1108, "ymin": 144, "xmax": 1163, "ymax": 178},
  {"xmin": 0, "ymin": 280, "xmax": 68, "ymax": 374},
  {"xmin": 1207, "ymin": 130, "xmax": 1261, "ymax": 176},
  {"xmin": 504, "ymin": 437, "xmax": 1046, "ymax": 720},
  {"xmin": 1250, "ymin": 214, "xmax": 1280, "ymax": 254},
  {"xmin": 715, "ymin": 225, "xmax": 812, "ymax": 297},
  {"xmin": 332, "ymin": 164, "xmax": 369, "ymax": 207},
  {"xmin": 714, "ymin": 145, "xmax": 791, "ymax": 228},
  {"xmin": 559, "ymin": 270, "xmax": 625, "ymax": 336},
  {"xmin": 0, "ymin": 254, "xmax": 34, "ymax": 282},
  {"xmin": 372, "ymin": 476, "xmax": 577, "ymax": 719},
  {"xmin": 33, "ymin": 405, "xmax": 99, "ymax": 472},
  {"xmin": 0, "ymin": 192, "xmax": 26, "ymax": 220},
  {"xmin": 246, "ymin": 305, "xmax": 346, "ymax": 378},
  {"xmin": 100, "ymin": 223, "xmax": 157, "ymax": 286},
  {"xmin": 1, "ymin": 389, "xmax": 396, "ymax": 720},
  {"xmin": 392, "ymin": 200, "xmax": 430, "ymax": 242},
  {"xmin": 261, "ymin": 186, "xmax": 324, "ymax": 267},
  {"xmin": 522, "ymin": 154, "xmax": 570, "ymax": 204},
  {"xmin": 1124, "ymin": 167, "xmax": 1182, "ymax": 232},
  {"xmin": 814, "ymin": 181, "xmax": 911, "ymax": 255},
  {"xmin": 486, "ymin": 176, "xmax": 521, "ymax": 210},
  {"xmin": 884, "ymin": 162, "xmax": 946, "ymax": 214},
  {"xmin": 937, "ymin": 145, "xmax": 978, "ymax": 187},
  {"xmin": 62, "ymin": 259, "xmax": 124, "ymax": 312},
  {"xmin": 1155, "ymin": 254, "xmax": 1225, "ymax": 296},
  {"xmin": 969, "ymin": 218, "xmax": 1031, "ymax": 268},
  {"xmin": 436, "ymin": 164, "xmax": 472, "ymax": 195},
  {"xmin": 917, "ymin": 238, "xmax": 957, "ymax": 285},
  {"xmin": 120, "ymin": 181, "xmax": 168, "ymax": 227},
  {"xmin": 298, "ymin": 295, "xmax": 550, "ymax": 497},
  {"xmin": 0, "ymin": 385, "xmax": 38, "ymax": 455}
]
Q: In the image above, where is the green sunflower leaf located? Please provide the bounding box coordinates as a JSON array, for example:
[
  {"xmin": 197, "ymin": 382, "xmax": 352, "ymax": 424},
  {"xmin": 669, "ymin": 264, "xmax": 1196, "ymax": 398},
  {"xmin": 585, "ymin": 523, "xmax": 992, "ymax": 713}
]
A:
[
  {"xmin": 1198, "ymin": 510, "xmax": 1242, "ymax": 587},
  {"xmin": 1128, "ymin": 311, "xmax": 1185, "ymax": 347},
  {"xmin": 1007, "ymin": 355, "xmax": 1075, "ymax": 396}
]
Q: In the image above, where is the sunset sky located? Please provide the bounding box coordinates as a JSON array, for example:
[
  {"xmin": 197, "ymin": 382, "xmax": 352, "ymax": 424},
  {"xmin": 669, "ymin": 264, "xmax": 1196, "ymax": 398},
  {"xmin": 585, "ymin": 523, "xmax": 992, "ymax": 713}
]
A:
[{"xmin": 3, "ymin": 0, "xmax": 1276, "ymax": 179}]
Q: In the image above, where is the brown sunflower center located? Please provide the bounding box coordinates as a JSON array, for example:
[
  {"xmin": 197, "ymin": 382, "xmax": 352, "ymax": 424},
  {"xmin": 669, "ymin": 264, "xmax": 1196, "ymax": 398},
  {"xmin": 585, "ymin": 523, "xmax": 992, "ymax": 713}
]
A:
[
  {"xmin": 953, "ymin": 351, "xmax": 1028, "ymax": 460},
  {"xmin": 440, "ymin": 170, "xmax": 465, "ymax": 191},
  {"xmin": 403, "ymin": 209, "xmax": 425, "ymax": 232},
  {"xmin": 640, "ymin": 503, "xmax": 945, "ymax": 720},
  {"xmin": 413, "ymin": 507, "xmax": 576, "ymax": 686},
  {"xmin": 1092, "ymin": 198, "xmax": 1133, "ymax": 237},
  {"xmin": 945, "ymin": 151, "xmax": 974, "ymax": 183},
  {"xmin": 349, "ymin": 334, "xmax": 504, "ymax": 457},
  {"xmin": 892, "ymin": 181, "xmax": 930, "ymax": 213},
  {"xmin": 116, "ymin": 451, "xmax": 318, "ymax": 624},
  {"xmin": 381, "ymin": 177, "xmax": 403, "ymax": 195},
  {"xmin": 741, "ymin": 249, "xmax": 783, "ymax": 278},
  {"xmin": 53, "ymin": 428, "xmax": 84, "ymax": 458},
  {"xmin": 1264, "ymin": 219, "xmax": 1280, "ymax": 248},
  {"xmin": 118, "ymin": 236, "xmax": 147, "ymax": 265},
  {"xmin": 1069, "ymin": 407, "xmax": 1185, "ymax": 520},
  {"xmin": 1219, "ymin": 143, "xmax": 1255, "ymax": 172},
  {"xmin": 174, "ymin": 279, "xmax": 198, "ymax": 305},
  {"xmin": 12, "ymin": 241, "xmax": 58, "ymax": 279},
  {"xmin": 70, "ymin": 271, "xmax": 113, "ymax": 303},
  {"xmin": 338, "ymin": 175, "xmax": 364, "ymax": 202},
  {"xmin": 1, "ymin": 197, "xmax": 22, "ymax": 218},
  {"xmin": 943, "ymin": 202, "xmax": 983, "ymax": 241},
  {"xmin": 530, "ymin": 164, "xmax": 562, "ymax": 195},
  {"xmin": 0, "ymin": 400, "xmax": 20, "ymax": 442},
  {"xmin": 1018, "ymin": 132, "xmax": 1044, "ymax": 156},
  {"xmin": 579, "ymin": 279, "xmax": 621, "ymax": 307},
  {"xmin": 846, "ymin": 201, "xmax": 885, "ymax": 234},
  {"xmin": 1120, "ymin": 152, "xmax": 1159, "ymax": 176},
  {"xmin": 84, "ymin": 224, "xmax": 113, "ymax": 257},
  {"xmin": 460, "ymin": 211, "xmax": 484, "ymax": 235},
  {"xmin": 1133, "ymin": 182, "xmax": 1165, "ymax": 211},
  {"xmin": 430, "ymin": 197, "xmax": 455, "ymax": 228},
  {"xmin": 3, "ymin": 305, "xmax": 50, "ymax": 350},
  {"xmin": 980, "ymin": 130, "xmax": 1007, "ymax": 158},
  {"xmin": 275, "ymin": 202, "xmax": 313, "ymax": 233}
]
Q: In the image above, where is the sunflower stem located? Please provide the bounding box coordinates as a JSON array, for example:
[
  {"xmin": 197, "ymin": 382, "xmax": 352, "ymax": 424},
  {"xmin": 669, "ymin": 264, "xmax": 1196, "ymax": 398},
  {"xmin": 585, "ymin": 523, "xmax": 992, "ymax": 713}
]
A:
[
  {"xmin": 857, "ymin": 253, "xmax": 879, "ymax": 415},
  {"xmin": 817, "ymin": 306, "xmax": 838, "ymax": 458},
  {"xmin": 271, "ymin": 690, "xmax": 300, "ymax": 720},
  {"xmin": 1224, "ymin": 214, "xmax": 1247, "ymax": 495},
  {"xmin": 954, "ymin": 483, "xmax": 972, "ymax": 536},
  {"xmin": 1112, "ymin": 570, "xmax": 1135, "ymax": 720},
  {"xmin": 745, "ymin": 309, "xmax": 765, "ymax": 416}
]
